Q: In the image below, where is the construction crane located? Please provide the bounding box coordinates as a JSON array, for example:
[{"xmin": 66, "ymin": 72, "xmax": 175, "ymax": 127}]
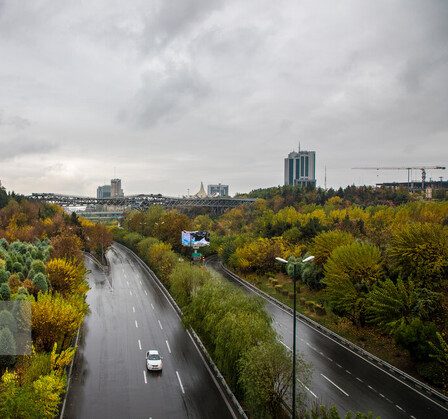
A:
[{"xmin": 352, "ymin": 166, "xmax": 446, "ymax": 190}]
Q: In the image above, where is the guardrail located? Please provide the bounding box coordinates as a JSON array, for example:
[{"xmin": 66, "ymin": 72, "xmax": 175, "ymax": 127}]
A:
[
  {"xmin": 214, "ymin": 257, "xmax": 448, "ymax": 412},
  {"xmin": 114, "ymin": 243, "xmax": 247, "ymax": 419}
]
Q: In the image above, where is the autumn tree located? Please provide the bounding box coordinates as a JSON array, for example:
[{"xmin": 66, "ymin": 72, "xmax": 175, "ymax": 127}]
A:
[
  {"xmin": 32, "ymin": 292, "xmax": 86, "ymax": 351},
  {"xmin": 324, "ymin": 242, "xmax": 383, "ymax": 325},
  {"xmin": 387, "ymin": 223, "xmax": 448, "ymax": 288},
  {"xmin": 169, "ymin": 263, "xmax": 210, "ymax": 308},
  {"xmin": 310, "ymin": 230, "xmax": 355, "ymax": 266},
  {"xmin": 46, "ymin": 258, "xmax": 87, "ymax": 295},
  {"xmin": 50, "ymin": 233, "xmax": 83, "ymax": 262}
]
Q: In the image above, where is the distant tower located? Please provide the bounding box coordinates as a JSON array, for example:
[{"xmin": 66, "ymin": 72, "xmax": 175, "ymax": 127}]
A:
[
  {"xmin": 284, "ymin": 148, "xmax": 316, "ymax": 187},
  {"xmin": 111, "ymin": 178, "xmax": 124, "ymax": 197},
  {"xmin": 195, "ymin": 182, "xmax": 207, "ymax": 198}
]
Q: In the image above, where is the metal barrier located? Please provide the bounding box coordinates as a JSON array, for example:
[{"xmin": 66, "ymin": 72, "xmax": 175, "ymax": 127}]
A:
[{"xmin": 216, "ymin": 258, "xmax": 448, "ymax": 411}]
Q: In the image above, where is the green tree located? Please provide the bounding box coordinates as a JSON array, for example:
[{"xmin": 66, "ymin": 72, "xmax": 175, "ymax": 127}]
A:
[
  {"xmin": 310, "ymin": 230, "xmax": 355, "ymax": 266},
  {"xmin": 0, "ymin": 327, "xmax": 16, "ymax": 367},
  {"xmin": 366, "ymin": 279, "xmax": 441, "ymax": 333},
  {"xmin": 0, "ymin": 283, "xmax": 11, "ymax": 300},
  {"xmin": 33, "ymin": 272, "xmax": 48, "ymax": 294},
  {"xmin": 324, "ymin": 242, "xmax": 383, "ymax": 325},
  {"xmin": 239, "ymin": 341, "xmax": 310, "ymax": 418},
  {"xmin": 387, "ymin": 223, "xmax": 448, "ymax": 288},
  {"xmin": 169, "ymin": 263, "xmax": 210, "ymax": 308}
]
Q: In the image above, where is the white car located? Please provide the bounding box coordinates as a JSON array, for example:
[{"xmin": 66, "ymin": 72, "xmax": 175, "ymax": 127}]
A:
[{"xmin": 146, "ymin": 350, "xmax": 163, "ymax": 371}]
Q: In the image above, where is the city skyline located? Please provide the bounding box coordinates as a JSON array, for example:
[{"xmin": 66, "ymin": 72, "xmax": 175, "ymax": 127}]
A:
[{"xmin": 0, "ymin": 0, "xmax": 447, "ymax": 196}]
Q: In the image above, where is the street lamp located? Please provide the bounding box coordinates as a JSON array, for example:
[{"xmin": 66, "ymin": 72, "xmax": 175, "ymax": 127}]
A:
[{"xmin": 275, "ymin": 255, "xmax": 315, "ymax": 418}]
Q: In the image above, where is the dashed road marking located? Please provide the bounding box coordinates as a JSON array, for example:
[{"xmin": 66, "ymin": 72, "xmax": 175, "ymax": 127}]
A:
[
  {"xmin": 132, "ymin": 306, "xmax": 135, "ymax": 313},
  {"xmin": 135, "ymin": 320, "xmax": 139, "ymax": 328},
  {"xmin": 151, "ymin": 303, "xmax": 155, "ymax": 310},
  {"xmin": 138, "ymin": 339, "xmax": 142, "ymax": 350},
  {"xmin": 345, "ymin": 369, "xmax": 352, "ymax": 375},
  {"xmin": 356, "ymin": 377, "xmax": 363, "ymax": 383},
  {"xmin": 126, "ymin": 280, "xmax": 129, "ymax": 286},
  {"xmin": 320, "ymin": 374, "xmax": 349, "ymax": 396},
  {"xmin": 166, "ymin": 340, "xmax": 171, "ymax": 354},
  {"xmin": 144, "ymin": 290, "xmax": 148, "ymax": 296},
  {"xmin": 158, "ymin": 320, "xmax": 163, "ymax": 330},
  {"xmin": 143, "ymin": 370, "xmax": 147, "ymax": 384},
  {"xmin": 176, "ymin": 371, "xmax": 185, "ymax": 394},
  {"xmin": 129, "ymin": 290, "xmax": 133, "ymax": 296},
  {"xmin": 396, "ymin": 405, "xmax": 404, "ymax": 411}
]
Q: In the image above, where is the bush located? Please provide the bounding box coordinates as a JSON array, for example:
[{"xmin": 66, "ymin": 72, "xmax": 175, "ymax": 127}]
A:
[
  {"xmin": 169, "ymin": 263, "xmax": 210, "ymax": 308},
  {"xmin": 0, "ymin": 283, "xmax": 11, "ymax": 301},
  {"xmin": 33, "ymin": 273, "xmax": 48, "ymax": 294}
]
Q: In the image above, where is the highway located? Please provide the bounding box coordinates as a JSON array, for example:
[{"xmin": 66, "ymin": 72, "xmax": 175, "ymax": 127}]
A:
[
  {"xmin": 64, "ymin": 245, "xmax": 235, "ymax": 419},
  {"xmin": 206, "ymin": 258, "xmax": 448, "ymax": 419}
]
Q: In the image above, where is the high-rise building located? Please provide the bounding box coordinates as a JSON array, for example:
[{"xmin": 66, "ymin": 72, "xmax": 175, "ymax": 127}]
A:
[
  {"xmin": 97, "ymin": 185, "xmax": 111, "ymax": 199},
  {"xmin": 111, "ymin": 178, "xmax": 124, "ymax": 197},
  {"xmin": 207, "ymin": 184, "xmax": 229, "ymax": 197},
  {"xmin": 284, "ymin": 150, "xmax": 316, "ymax": 187}
]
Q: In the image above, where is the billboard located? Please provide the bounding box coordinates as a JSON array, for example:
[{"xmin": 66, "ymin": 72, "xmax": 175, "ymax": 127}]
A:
[{"xmin": 181, "ymin": 230, "xmax": 210, "ymax": 248}]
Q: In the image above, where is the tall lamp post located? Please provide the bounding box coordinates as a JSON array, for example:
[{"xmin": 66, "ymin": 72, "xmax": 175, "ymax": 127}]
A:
[{"xmin": 275, "ymin": 255, "xmax": 315, "ymax": 418}]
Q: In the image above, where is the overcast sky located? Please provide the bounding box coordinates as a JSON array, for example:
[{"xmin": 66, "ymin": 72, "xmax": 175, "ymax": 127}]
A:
[{"xmin": 0, "ymin": 0, "xmax": 447, "ymax": 196}]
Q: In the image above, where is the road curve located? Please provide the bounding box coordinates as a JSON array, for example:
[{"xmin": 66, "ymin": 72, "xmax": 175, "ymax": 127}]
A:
[
  {"xmin": 64, "ymin": 245, "xmax": 234, "ymax": 419},
  {"xmin": 207, "ymin": 257, "xmax": 448, "ymax": 419}
]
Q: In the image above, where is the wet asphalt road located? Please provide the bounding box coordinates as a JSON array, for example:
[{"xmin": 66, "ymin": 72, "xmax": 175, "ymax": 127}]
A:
[
  {"xmin": 207, "ymin": 258, "xmax": 448, "ymax": 419},
  {"xmin": 64, "ymin": 245, "xmax": 234, "ymax": 419}
]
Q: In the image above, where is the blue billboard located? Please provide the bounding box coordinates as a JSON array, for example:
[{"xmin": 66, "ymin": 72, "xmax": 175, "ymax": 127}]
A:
[{"xmin": 181, "ymin": 231, "xmax": 210, "ymax": 247}]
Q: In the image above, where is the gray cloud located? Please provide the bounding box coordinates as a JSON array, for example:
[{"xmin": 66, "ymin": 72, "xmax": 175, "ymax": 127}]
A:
[
  {"xmin": 0, "ymin": 0, "xmax": 447, "ymax": 195},
  {"xmin": 0, "ymin": 137, "xmax": 57, "ymax": 161}
]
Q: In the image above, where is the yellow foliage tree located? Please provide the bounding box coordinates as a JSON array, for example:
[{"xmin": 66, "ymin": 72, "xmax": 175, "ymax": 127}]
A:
[
  {"xmin": 33, "ymin": 372, "xmax": 65, "ymax": 418},
  {"xmin": 32, "ymin": 293, "xmax": 85, "ymax": 351},
  {"xmin": 46, "ymin": 258, "xmax": 87, "ymax": 295}
]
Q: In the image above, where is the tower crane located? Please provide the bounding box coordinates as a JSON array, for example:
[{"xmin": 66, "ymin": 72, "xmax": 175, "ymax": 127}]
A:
[{"xmin": 352, "ymin": 166, "xmax": 446, "ymax": 190}]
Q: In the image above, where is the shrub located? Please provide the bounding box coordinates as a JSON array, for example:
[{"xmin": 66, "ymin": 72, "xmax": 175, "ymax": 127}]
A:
[{"xmin": 0, "ymin": 283, "xmax": 11, "ymax": 301}]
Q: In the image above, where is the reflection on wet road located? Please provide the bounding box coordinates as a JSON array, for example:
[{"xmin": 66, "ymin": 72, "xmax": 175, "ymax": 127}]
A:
[{"xmin": 64, "ymin": 245, "xmax": 234, "ymax": 419}]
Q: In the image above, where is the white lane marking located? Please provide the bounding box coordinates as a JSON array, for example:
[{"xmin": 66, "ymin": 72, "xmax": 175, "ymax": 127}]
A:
[
  {"xmin": 336, "ymin": 363, "xmax": 342, "ymax": 368},
  {"xmin": 297, "ymin": 378, "xmax": 317, "ymax": 398},
  {"xmin": 126, "ymin": 280, "xmax": 129, "ymax": 286},
  {"xmin": 129, "ymin": 290, "xmax": 133, "ymax": 296},
  {"xmin": 345, "ymin": 369, "xmax": 352, "ymax": 375},
  {"xmin": 135, "ymin": 320, "xmax": 139, "ymax": 328},
  {"xmin": 356, "ymin": 377, "xmax": 363, "ymax": 382},
  {"xmin": 279, "ymin": 341, "xmax": 291, "ymax": 351},
  {"xmin": 327, "ymin": 357, "xmax": 333, "ymax": 362},
  {"xmin": 368, "ymin": 385, "xmax": 374, "ymax": 391},
  {"xmin": 166, "ymin": 340, "xmax": 171, "ymax": 354},
  {"xmin": 138, "ymin": 339, "xmax": 142, "ymax": 350},
  {"xmin": 132, "ymin": 306, "xmax": 135, "ymax": 313},
  {"xmin": 151, "ymin": 303, "xmax": 155, "ymax": 310},
  {"xmin": 124, "ymin": 273, "xmax": 127, "ymax": 279},
  {"xmin": 396, "ymin": 405, "xmax": 404, "ymax": 411},
  {"xmin": 140, "ymin": 280, "xmax": 142, "ymax": 285},
  {"xmin": 176, "ymin": 371, "xmax": 185, "ymax": 394},
  {"xmin": 379, "ymin": 393, "xmax": 385, "ymax": 398},
  {"xmin": 158, "ymin": 320, "xmax": 163, "ymax": 330},
  {"xmin": 143, "ymin": 370, "xmax": 147, "ymax": 384},
  {"xmin": 144, "ymin": 290, "xmax": 148, "ymax": 296},
  {"xmin": 320, "ymin": 374, "xmax": 349, "ymax": 396}
]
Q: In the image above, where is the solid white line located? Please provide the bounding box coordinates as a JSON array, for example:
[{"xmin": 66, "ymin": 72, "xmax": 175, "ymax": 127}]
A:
[
  {"xmin": 129, "ymin": 290, "xmax": 133, "ymax": 296},
  {"xmin": 321, "ymin": 374, "xmax": 349, "ymax": 396},
  {"xmin": 176, "ymin": 371, "xmax": 185, "ymax": 394},
  {"xmin": 132, "ymin": 306, "xmax": 135, "ymax": 313},
  {"xmin": 166, "ymin": 340, "xmax": 171, "ymax": 354},
  {"xmin": 135, "ymin": 320, "xmax": 139, "ymax": 328},
  {"xmin": 143, "ymin": 370, "xmax": 147, "ymax": 384},
  {"xmin": 279, "ymin": 341, "xmax": 291, "ymax": 351},
  {"xmin": 297, "ymin": 378, "xmax": 317, "ymax": 398},
  {"xmin": 158, "ymin": 320, "xmax": 163, "ymax": 330},
  {"xmin": 151, "ymin": 303, "xmax": 155, "ymax": 310},
  {"xmin": 138, "ymin": 339, "xmax": 142, "ymax": 350}
]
